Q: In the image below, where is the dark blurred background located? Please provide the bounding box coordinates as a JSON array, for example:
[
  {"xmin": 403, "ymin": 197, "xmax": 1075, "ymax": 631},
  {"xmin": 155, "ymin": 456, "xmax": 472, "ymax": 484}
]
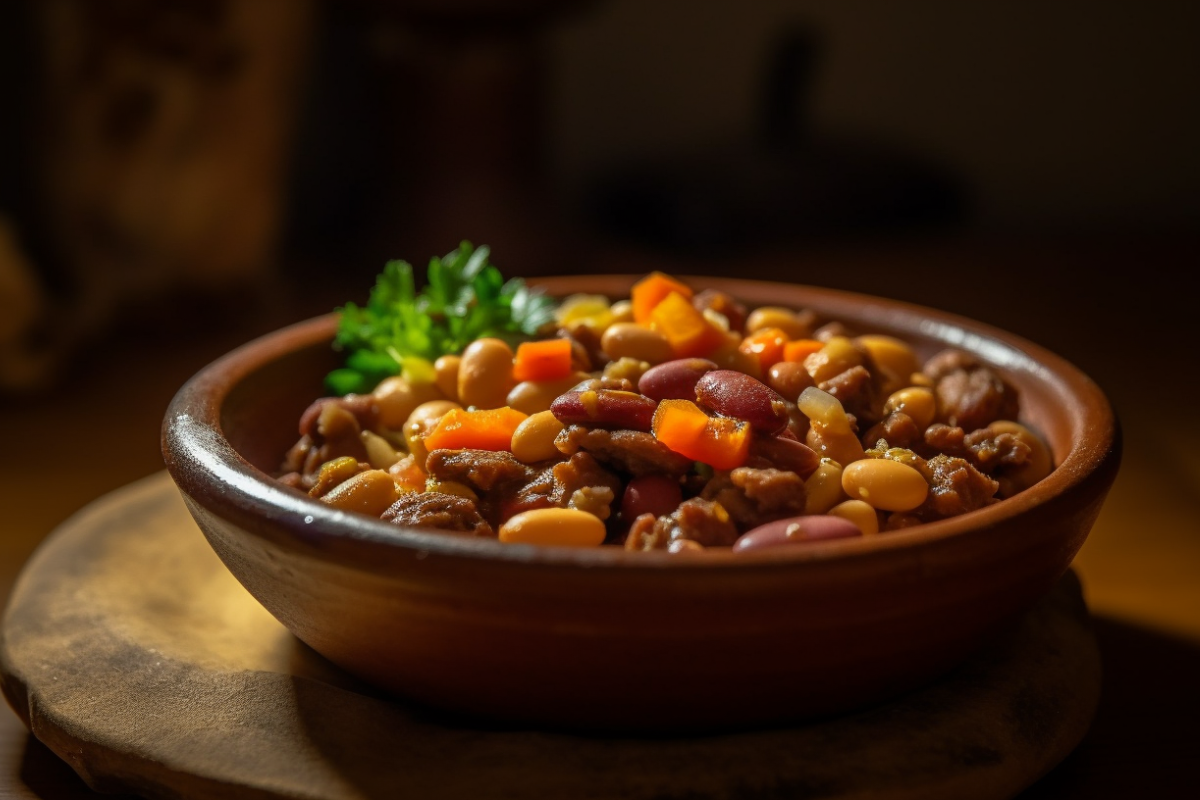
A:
[
  {"xmin": 1, "ymin": 3, "xmax": 1200, "ymax": 796},
  {"xmin": 1, "ymin": 0, "xmax": 1197, "ymax": 393}
]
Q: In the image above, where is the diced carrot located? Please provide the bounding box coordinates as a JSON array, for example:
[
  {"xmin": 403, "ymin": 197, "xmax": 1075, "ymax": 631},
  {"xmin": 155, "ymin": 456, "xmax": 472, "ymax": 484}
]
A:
[
  {"xmin": 739, "ymin": 327, "xmax": 789, "ymax": 371},
  {"xmin": 512, "ymin": 338, "xmax": 573, "ymax": 382},
  {"xmin": 784, "ymin": 339, "xmax": 825, "ymax": 363},
  {"xmin": 632, "ymin": 272, "xmax": 694, "ymax": 324},
  {"xmin": 652, "ymin": 399, "xmax": 750, "ymax": 470},
  {"xmin": 424, "ymin": 406, "xmax": 529, "ymax": 452},
  {"xmin": 649, "ymin": 291, "xmax": 725, "ymax": 358}
]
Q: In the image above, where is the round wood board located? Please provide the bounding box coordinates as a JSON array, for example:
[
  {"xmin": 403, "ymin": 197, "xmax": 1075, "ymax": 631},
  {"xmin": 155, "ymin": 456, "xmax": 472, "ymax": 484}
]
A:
[{"xmin": 1, "ymin": 472, "xmax": 1100, "ymax": 800}]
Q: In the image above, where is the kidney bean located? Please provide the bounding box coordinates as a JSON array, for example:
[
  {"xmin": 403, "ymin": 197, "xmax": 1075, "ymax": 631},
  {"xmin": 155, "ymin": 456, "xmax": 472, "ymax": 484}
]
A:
[
  {"xmin": 695, "ymin": 370, "xmax": 789, "ymax": 434},
  {"xmin": 637, "ymin": 358, "xmax": 718, "ymax": 401},
  {"xmin": 732, "ymin": 515, "xmax": 862, "ymax": 552},
  {"xmin": 749, "ymin": 434, "xmax": 820, "ymax": 478},
  {"xmin": 621, "ymin": 474, "xmax": 683, "ymax": 521},
  {"xmin": 551, "ymin": 389, "xmax": 658, "ymax": 431}
]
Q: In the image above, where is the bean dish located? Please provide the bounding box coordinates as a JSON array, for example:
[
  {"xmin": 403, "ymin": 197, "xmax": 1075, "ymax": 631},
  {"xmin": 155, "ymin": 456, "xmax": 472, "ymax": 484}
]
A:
[{"xmin": 277, "ymin": 245, "xmax": 1052, "ymax": 552}]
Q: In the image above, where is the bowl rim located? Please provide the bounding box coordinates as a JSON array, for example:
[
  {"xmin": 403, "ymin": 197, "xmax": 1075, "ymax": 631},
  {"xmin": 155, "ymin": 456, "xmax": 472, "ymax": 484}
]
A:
[{"xmin": 162, "ymin": 274, "xmax": 1120, "ymax": 572}]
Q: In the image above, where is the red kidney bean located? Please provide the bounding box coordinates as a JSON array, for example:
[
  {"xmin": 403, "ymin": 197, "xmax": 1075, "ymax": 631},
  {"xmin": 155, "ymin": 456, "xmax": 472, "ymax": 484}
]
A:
[
  {"xmin": 637, "ymin": 358, "xmax": 718, "ymax": 402},
  {"xmin": 749, "ymin": 434, "xmax": 821, "ymax": 478},
  {"xmin": 732, "ymin": 515, "xmax": 862, "ymax": 552},
  {"xmin": 551, "ymin": 389, "xmax": 658, "ymax": 431},
  {"xmin": 695, "ymin": 370, "xmax": 789, "ymax": 434},
  {"xmin": 621, "ymin": 474, "xmax": 683, "ymax": 522}
]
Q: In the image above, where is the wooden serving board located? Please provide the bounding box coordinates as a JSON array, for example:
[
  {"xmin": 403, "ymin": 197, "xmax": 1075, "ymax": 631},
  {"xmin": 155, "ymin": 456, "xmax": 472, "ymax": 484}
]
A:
[{"xmin": 0, "ymin": 473, "xmax": 1100, "ymax": 800}]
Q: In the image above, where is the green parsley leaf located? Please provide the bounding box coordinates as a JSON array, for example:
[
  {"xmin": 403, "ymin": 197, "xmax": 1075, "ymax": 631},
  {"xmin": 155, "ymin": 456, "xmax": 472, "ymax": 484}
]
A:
[{"xmin": 326, "ymin": 242, "xmax": 556, "ymax": 395}]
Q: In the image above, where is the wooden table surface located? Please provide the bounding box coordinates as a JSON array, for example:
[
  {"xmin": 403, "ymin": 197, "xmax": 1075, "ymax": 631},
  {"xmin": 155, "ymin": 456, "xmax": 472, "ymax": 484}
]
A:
[{"xmin": 2, "ymin": 235, "xmax": 1197, "ymax": 799}]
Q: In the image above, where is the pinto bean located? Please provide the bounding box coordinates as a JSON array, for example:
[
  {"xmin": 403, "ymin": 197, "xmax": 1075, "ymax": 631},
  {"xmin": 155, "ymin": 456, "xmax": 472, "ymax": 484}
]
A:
[
  {"xmin": 551, "ymin": 389, "xmax": 658, "ymax": 432},
  {"xmin": 695, "ymin": 370, "xmax": 789, "ymax": 434}
]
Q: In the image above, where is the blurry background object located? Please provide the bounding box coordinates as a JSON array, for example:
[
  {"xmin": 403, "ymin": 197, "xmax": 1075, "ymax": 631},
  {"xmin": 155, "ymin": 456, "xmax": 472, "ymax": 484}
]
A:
[{"xmin": 0, "ymin": 0, "xmax": 313, "ymax": 391}]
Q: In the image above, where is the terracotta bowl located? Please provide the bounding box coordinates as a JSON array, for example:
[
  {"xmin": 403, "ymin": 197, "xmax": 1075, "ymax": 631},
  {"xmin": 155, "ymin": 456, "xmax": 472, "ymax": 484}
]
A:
[{"xmin": 161, "ymin": 276, "xmax": 1121, "ymax": 733}]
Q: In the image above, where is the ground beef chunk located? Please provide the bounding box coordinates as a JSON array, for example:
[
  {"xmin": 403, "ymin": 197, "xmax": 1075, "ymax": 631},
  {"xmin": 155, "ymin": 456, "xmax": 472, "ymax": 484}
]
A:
[
  {"xmin": 555, "ymin": 425, "xmax": 694, "ymax": 476},
  {"xmin": 921, "ymin": 424, "xmax": 1031, "ymax": 475},
  {"xmin": 962, "ymin": 427, "xmax": 1032, "ymax": 473},
  {"xmin": 425, "ymin": 449, "xmax": 538, "ymax": 491},
  {"xmin": 625, "ymin": 498, "xmax": 740, "ymax": 551},
  {"xmin": 916, "ymin": 454, "xmax": 1000, "ymax": 520},
  {"xmin": 819, "ymin": 364, "xmax": 883, "ymax": 427},
  {"xmin": 282, "ymin": 397, "xmax": 375, "ymax": 476},
  {"xmin": 495, "ymin": 452, "xmax": 622, "ymax": 522},
  {"xmin": 924, "ymin": 348, "xmax": 1019, "ymax": 431},
  {"xmin": 863, "ymin": 410, "xmax": 923, "ymax": 450},
  {"xmin": 700, "ymin": 467, "xmax": 807, "ymax": 529},
  {"xmin": 382, "ymin": 491, "xmax": 495, "ymax": 537}
]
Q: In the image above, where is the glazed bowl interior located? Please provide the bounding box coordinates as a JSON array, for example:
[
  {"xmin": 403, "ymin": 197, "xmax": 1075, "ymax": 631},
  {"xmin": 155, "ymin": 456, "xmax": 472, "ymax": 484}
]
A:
[{"xmin": 164, "ymin": 275, "xmax": 1121, "ymax": 732}]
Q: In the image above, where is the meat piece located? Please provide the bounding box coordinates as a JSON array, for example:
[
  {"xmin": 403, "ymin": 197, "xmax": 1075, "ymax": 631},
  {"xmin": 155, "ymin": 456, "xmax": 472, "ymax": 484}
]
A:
[
  {"xmin": 962, "ymin": 428, "xmax": 1033, "ymax": 473},
  {"xmin": 818, "ymin": 364, "xmax": 882, "ymax": 427},
  {"xmin": 425, "ymin": 449, "xmax": 539, "ymax": 491},
  {"xmin": 555, "ymin": 425, "xmax": 695, "ymax": 477},
  {"xmin": 497, "ymin": 452, "xmax": 622, "ymax": 523},
  {"xmin": 382, "ymin": 492, "xmax": 495, "ymax": 537},
  {"xmin": 924, "ymin": 348, "xmax": 1019, "ymax": 431},
  {"xmin": 916, "ymin": 454, "xmax": 1000, "ymax": 519},
  {"xmin": 692, "ymin": 289, "xmax": 748, "ymax": 332},
  {"xmin": 862, "ymin": 411, "xmax": 922, "ymax": 450},
  {"xmin": 700, "ymin": 467, "xmax": 807, "ymax": 529},
  {"xmin": 922, "ymin": 424, "xmax": 1032, "ymax": 476},
  {"xmin": 625, "ymin": 498, "xmax": 740, "ymax": 551},
  {"xmin": 551, "ymin": 452, "xmax": 622, "ymax": 504}
]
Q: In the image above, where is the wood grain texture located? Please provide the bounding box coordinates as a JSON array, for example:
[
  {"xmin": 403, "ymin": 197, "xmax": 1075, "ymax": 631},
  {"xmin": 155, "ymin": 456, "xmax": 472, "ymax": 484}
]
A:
[{"xmin": 2, "ymin": 473, "xmax": 1100, "ymax": 800}]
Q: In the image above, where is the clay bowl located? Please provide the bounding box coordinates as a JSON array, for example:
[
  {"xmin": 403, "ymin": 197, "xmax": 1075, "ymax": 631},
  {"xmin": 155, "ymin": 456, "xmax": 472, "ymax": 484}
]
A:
[{"xmin": 162, "ymin": 275, "xmax": 1120, "ymax": 733}]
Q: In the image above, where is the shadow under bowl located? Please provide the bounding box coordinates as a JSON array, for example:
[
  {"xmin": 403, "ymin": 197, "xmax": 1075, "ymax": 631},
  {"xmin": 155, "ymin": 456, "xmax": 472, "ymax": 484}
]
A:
[{"xmin": 162, "ymin": 275, "xmax": 1121, "ymax": 733}]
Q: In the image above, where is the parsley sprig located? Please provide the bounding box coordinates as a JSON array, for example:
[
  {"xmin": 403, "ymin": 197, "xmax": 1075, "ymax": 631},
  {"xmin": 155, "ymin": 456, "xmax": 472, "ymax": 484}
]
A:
[{"xmin": 325, "ymin": 242, "xmax": 556, "ymax": 396}]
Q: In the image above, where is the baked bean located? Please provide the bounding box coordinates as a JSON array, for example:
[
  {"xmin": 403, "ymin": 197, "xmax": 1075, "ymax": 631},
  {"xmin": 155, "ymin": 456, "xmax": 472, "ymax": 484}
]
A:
[
  {"xmin": 499, "ymin": 507, "xmax": 607, "ymax": 546},
  {"xmin": 319, "ymin": 470, "xmax": 401, "ymax": 517},
  {"xmin": 883, "ymin": 386, "xmax": 937, "ymax": 430},
  {"xmin": 733, "ymin": 515, "xmax": 862, "ymax": 551},
  {"xmin": 601, "ymin": 322, "xmax": 674, "ymax": 364},
  {"xmin": 766, "ymin": 361, "xmax": 814, "ymax": 402},
  {"xmin": 621, "ymin": 474, "xmax": 683, "ymax": 521},
  {"xmin": 841, "ymin": 459, "xmax": 928, "ymax": 511},
  {"xmin": 361, "ymin": 430, "xmax": 401, "ymax": 470},
  {"xmin": 637, "ymin": 358, "xmax": 718, "ymax": 402},
  {"xmin": 551, "ymin": 389, "xmax": 658, "ymax": 431},
  {"xmin": 511, "ymin": 410, "xmax": 567, "ymax": 463},
  {"xmin": 457, "ymin": 338, "xmax": 514, "ymax": 409},
  {"xmin": 506, "ymin": 373, "xmax": 591, "ymax": 415},
  {"xmin": 804, "ymin": 336, "xmax": 864, "ymax": 384},
  {"xmin": 403, "ymin": 400, "xmax": 461, "ymax": 466},
  {"xmin": 746, "ymin": 306, "xmax": 813, "ymax": 340},
  {"xmin": 433, "ymin": 356, "xmax": 461, "ymax": 403},
  {"xmin": 856, "ymin": 335, "xmax": 920, "ymax": 392},
  {"xmin": 804, "ymin": 459, "xmax": 847, "ymax": 514},
  {"xmin": 707, "ymin": 338, "xmax": 763, "ymax": 378},
  {"xmin": 827, "ymin": 499, "xmax": 880, "ymax": 536},
  {"xmin": 424, "ymin": 479, "xmax": 478, "ymax": 501},
  {"xmin": 695, "ymin": 370, "xmax": 789, "ymax": 434},
  {"xmin": 799, "ymin": 386, "xmax": 865, "ymax": 465},
  {"xmin": 374, "ymin": 376, "xmax": 444, "ymax": 430}
]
